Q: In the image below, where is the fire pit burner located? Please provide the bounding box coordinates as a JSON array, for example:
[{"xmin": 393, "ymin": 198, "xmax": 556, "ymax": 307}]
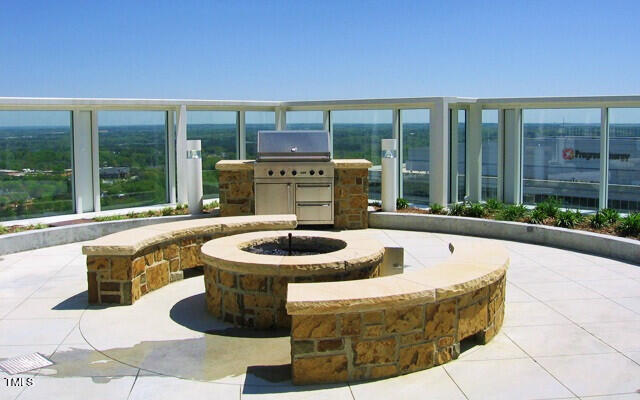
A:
[{"xmin": 242, "ymin": 233, "xmax": 347, "ymax": 256}]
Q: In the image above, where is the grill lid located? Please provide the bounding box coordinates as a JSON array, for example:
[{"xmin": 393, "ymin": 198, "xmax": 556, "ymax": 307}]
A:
[{"xmin": 257, "ymin": 130, "xmax": 330, "ymax": 161}]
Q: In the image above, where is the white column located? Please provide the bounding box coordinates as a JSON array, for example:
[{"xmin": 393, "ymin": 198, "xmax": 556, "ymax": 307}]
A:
[
  {"xmin": 91, "ymin": 110, "xmax": 101, "ymax": 212},
  {"xmin": 275, "ymin": 108, "xmax": 286, "ymax": 130},
  {"xmin": 238, "ymin": 111, "xmax": 246, "ymax": 160},
  {"xmin": 429, "ymin": 99, "xmax": 449, "ymax": 206},
  {"xmin": 599, "ymin": 107, "xmax": 609, "ymax": 209},
  {"xmin": 467, "ymin": 104, "xmax": 482, "ymax": 202},
  {"xmin": 449, "ymin": 108, "xmax": 459, "ymax": 203},
  {"xmin": 176, "ymin": 105, "xmax": 188, "ymax": 204},
  {"xmin": 167, "ymin": 110, "xmax": 177, "ymax": 204},
  {"xmin": 503, "ymin": 108, "xmax": 522, "ymax": 204},
  {"xmin": 72, "ymin": 110, "xmax": 94, "ymax": 213},
  {"xmin": 497, "ymin": 110, "xmax": 505, "ymax": 201}
]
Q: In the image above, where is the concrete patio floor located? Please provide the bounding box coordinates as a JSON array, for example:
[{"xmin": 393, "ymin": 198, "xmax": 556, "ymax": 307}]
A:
[{"xmin": 1, "ymin": 228, "xmax": 639, "ymax": 400}]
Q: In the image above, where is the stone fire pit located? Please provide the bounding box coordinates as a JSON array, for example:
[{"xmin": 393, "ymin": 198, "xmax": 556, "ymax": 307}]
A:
[{"xmin": 201, "ymin": 230, "xmax": 384, "ymax": 329}]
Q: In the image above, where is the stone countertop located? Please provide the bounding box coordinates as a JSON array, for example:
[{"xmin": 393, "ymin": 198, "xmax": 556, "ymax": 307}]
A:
[
  {"xmin": 286, "ymin": 241, "xmax": 510, "ymax": 315},
  {"xmin": 215, "ymin": 159, "xmax": 372, "ymax": 171}
]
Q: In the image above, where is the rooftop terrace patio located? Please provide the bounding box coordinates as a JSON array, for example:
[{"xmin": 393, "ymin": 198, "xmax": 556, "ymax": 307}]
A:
[{"xmin": 1, "ymin": 228, "xmax": 639, "ymax": 399}]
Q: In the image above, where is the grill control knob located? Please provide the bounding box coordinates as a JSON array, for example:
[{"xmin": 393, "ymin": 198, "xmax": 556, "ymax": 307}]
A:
[
  {"xmin": 280, "ymin": 170, "xmax": 285, "ymax": 176},
  {"xmin": 309, "ymin": 170, "xmax": 315, "ymax": 175},
  {"xmin": 318, "ymin": 170, "xmax": 324, "ymax": 175},
  {"xmin": 292, "ymin": 170, "xmax": 297, "ymax": 176},
  {"xmin": 268, "ymin": 170, "xmax": 274, "ymax": 176}
]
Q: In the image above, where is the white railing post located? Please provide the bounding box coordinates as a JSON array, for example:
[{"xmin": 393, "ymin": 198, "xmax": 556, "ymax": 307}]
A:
[
  {"xmin": 275, "ymin": 107, "xmax": 286, "ymax": 130},
  {"xmin": 72, "ymin": 110, "xmax": 95, "ymax": 213},
  {"xmin": 599, "ymin": 107, "xmax": 609, "ymax": 209},
  {"xmin": 392, "ymin": 108, "xmax": 402, "ymax": 198},
  {"xmin": 167, "ymin": 110, "xmax": 177, "ymax": 204},
  {"xmin": 429, "ymin": 99, "xmax": 449, "ymax": 206},
  {"xmin": 91, "ymin": 110, "xmax": 101, "ymax": 212},
  {"xmin": 467, "ymin": 103, "xmax": 482, "ymax": 202},
  {"xmin": 497, "ymin": 109, "xmax": 505, "ymax": 201},
  {"xmin": 449, "ymin": 108, "xmax": 459, "ymax": 203},
  {"xmin": 176, "ymin": 105, "xmax": 188, "ymax": 204},
  {"xmin": 238, "ymin": 111, "xmax": 246, "ymax": 160},
  {"xmin": 323, "ymin": 110, "xmax": 332, "ymax": 158},
  {"xmin": 503, "ymin": 108, "xmax": 522, "ymax": 204}
]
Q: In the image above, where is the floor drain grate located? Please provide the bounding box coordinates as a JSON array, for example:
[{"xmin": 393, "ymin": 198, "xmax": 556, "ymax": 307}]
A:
[{"xmin": 0, "ymin": 353, "xmax": 53, "ymax": 375}]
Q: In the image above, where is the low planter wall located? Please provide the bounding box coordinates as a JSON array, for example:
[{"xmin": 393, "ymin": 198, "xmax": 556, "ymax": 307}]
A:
[
  {"xmin": 0, "ymin": 214, "xmax": 207, "ymax": 256},
  {"xmin": 369, "ymin": 212, "xmax": 639, "ymax": 264}
]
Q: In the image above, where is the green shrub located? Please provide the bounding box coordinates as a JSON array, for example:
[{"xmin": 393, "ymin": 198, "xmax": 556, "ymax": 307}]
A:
[
  {"xmin": 589, "ymin": 211, "xmax": 608, "ymax": 229},
  {"xmin": 555, "ymin": 210, "xmax": 582, "ymax": 229},
  {"xmin": 203, "ymin": 201, "xmax": 220, "ymax": 211},
  {"xmin": 0, "ymin": 225, "xmax": 8, "ymax": 234},
  {"xmin": 617, "ymin": 213, "xmax": 640, "ymax": 236},
  {"xmin": 601, "ymin": 208, "xmax": 620, "ymax": 224},
  {"xmin": 175, "ymin": 203, "xmax": 186, "ymax": 210},
  {"xmin": 161, "ymin": 207, "xmax": 174, "ymax": 216},
  {"xmin": 396, "ymin": 198, "xmax": 409, "ymax": 210},
  {"xmin": 448, "ymin": 203, "xmax": 466, "ymax": 216},
  {"xmin": 465, "ymin": 203, "xmax": 486, "ymax": 218},
  {"xmin": 498, "ymin": 204, "xmax": 528, "ymax": 221},
  {"xmin": 483, "ymin": 198, "xmax": 504, "ymax": 211},
  {"xmin": 528, "ymin": 208, "xmax": 547, "ymax": 224},
  {"xmin": 430, "ymin": 203, "xmax": 445, "ymax": 215},
  {"xmin": 535, "ymin": 197, "xmax": 561, "ymax": 219}
]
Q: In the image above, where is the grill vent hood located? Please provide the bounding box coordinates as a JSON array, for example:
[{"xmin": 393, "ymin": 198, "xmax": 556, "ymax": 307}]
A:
[{"xmin": 257, "ymin": 130, "xmax": 330, "ymax": 162}]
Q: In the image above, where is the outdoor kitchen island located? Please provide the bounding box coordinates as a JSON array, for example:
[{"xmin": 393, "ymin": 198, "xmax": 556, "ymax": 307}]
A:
[{"xmin": 216, "ymin": 159, "xmax": 372, "ymax": 229}]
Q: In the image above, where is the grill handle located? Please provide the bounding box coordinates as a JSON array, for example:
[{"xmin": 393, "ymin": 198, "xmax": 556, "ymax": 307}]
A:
[
  {"xmin": 297, "ymin": 203, "xmax": 331, "ymax": 207},
  {"xmin": 296, "ymin": 184, "xmax": 332, "ymax": 188}
]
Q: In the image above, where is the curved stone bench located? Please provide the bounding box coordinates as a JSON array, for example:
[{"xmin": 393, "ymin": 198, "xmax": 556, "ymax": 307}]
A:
[
  {"xmin": 82, "ymin": 215, "xmax": 297, "ymax": 305},
  {"xmin": 286, "ymin": 241, "xmax": 509, "ymax": 385}
]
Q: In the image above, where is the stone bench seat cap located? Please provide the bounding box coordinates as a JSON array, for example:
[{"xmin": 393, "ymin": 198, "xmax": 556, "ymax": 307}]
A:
[
  {"xmin": 286, "ymin": 241, "xmax": 510, "ymax": 315},
  {"xmin": 82, "ymin": 214, "xmax": 297, "ymax": 256}
]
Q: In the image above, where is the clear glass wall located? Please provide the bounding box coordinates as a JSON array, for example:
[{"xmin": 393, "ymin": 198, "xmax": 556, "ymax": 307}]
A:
[
  {"xmin": 98, "ymin": 111, "xmax": 167, "ymax": 210},
  {"xmin": 522, "ymin": 109, "xmax": 600, "ymax": 209},
  {"xmin": 332, "ymin": 110, "xmax": 393, "ymax": 201},
  {"xmin": 401, "ymin": 109, "xmax": 430, "ymax": 204},
  {"xmin": 608, "ymin": 108, "xmax": 640, "ymax": 213},
  {"xmin": 187, "ymin": 111, "xmax": 237, "ymax": 199},
  {"xmin": 245, "ymin": 111, "xmax": 276, "ymax": 160},
  {"xmin": 0, "ymin": 111, "xmax": 73, "ymax": 221},
  {"xmin": 482, "ymin": 110, "xmax": 499, "ymax": 200},
  {"xmin": 286, "ymin": 111, "xmax": 323, "ymax": 130}
]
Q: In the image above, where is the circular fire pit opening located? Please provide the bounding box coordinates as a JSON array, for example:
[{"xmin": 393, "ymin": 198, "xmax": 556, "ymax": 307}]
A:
[
  {"xmin": 241, "ymin": 234, "xmax": 347, "ymax": 256},
  {"xmin": 201, "ymin": 230, "xmax": 385, "ymax": 329}
]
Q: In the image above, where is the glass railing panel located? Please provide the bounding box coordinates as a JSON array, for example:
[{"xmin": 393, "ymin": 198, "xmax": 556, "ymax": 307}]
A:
[
  {"xmin": 0, "ymin": 111, "xmax": 73, "ymax": 221},
  {"xmin": 331, "ymin": 110, "xmax": 393, "ymax": 201},
  {"xmin": 98, "ymin": 111, "xmax": 167, "ymax": 210},
  {"xmin": 482, "ymin": 110, "xmax": 499, "ymax": 201},
  {"xmin": 401, "ymin": 109, "xmax": 430, "ymax": 205},
  {"xmin": 187, "ymin": 111, "xmax": 237, "ymax": 199},
  {"xmin": 522, "ymin": 108, "xmax": 601, "ymax": 210},
  {"xmin": 286, "ymin": 111, "xmax": 323, "ymax": 130},
  {"xmin": 245, "ymin": 111, "xmax": 276, "ymax": 160},
  {"xmin": 608, "ymin": 108, "xmax": 640, "ymax": 213}
]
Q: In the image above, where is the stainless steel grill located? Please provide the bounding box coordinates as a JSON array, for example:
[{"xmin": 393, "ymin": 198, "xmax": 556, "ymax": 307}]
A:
[{"xmin": 254, "ymin": 130, "xmax": 334, "ymax": 225}]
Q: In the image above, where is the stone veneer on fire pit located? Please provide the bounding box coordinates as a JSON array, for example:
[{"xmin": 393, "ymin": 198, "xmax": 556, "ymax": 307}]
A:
[
  {"xmin": 201, "ymin": 230, "xmax": 385, "ymax": 329},
  {"xmin": 216, "ymin": 159, "xmax": 372, "ymax": 229}
]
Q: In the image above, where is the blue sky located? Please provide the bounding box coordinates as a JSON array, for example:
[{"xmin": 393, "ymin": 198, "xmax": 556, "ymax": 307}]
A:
[{"xmin": 1, "ymin": 0, "xmax": 639, "ymax": 101}]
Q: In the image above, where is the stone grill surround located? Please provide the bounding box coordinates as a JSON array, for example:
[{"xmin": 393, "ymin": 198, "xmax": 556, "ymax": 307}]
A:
[
  {"xmin": 83, "ymin": 215, "xmax": 298, "ymax": 305},
  {"xmin": 216, "ymin": 159, "xmax": 372, "ymax": 229},
  {"xmin": 201, "ymin": 230, "xmax": 385, "ymax": 328},
  {"xmin": 286, "ymin": 241, "xmax": 509, "ymax": 384}
]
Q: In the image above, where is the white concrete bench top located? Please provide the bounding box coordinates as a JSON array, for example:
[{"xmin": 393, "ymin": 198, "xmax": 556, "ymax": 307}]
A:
[
  {"xmin": 286, "ymin": 241, "xmax": 509, "ymax": 315},
  {"xmin": 82, "ymin": 215, "xmax": 297, "ymax": 256}
]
